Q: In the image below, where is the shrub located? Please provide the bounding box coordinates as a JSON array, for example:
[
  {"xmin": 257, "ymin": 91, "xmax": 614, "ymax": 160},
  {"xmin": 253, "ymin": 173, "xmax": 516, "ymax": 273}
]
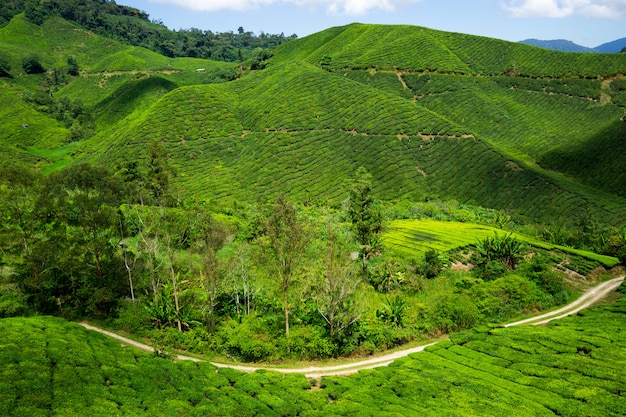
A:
[
  {"xmin": 433, "ymin": 294, "xmax": 482, "ymax": 333},
  {"xmin": 67, "ymin": 56, "xmax": 79, "ymax": 76},
  {"xmin": 418, "ymin": 249, "xmax": 449, "ymax": 279},
  {"xmin": 618, "ymin": 244, "xmax": 626, "ymax": 266},
  {"xmin": 0, "ymin": 55, "xmax": 11, "ymax": 77},
  {"xmin": 216, "ymin": 315, "xmax": 278, "ymax": 362},
  {"xmin": 22, "ymin": 54, "xmax": 45, "ymax": 74},
  {"xmin": 469, "ymin": 275, "xmax": 552, "ymax": 321},
  {"xmin": 277, "ymin": 325, "xmax": 335, "ymax": 359},
  {"xmin": 113, "ymin": 299, "xmax": 152, "ymax": 334},
  {"xmin": 519, "ymin": 254, "xmax": 568, "ymax": 303}
]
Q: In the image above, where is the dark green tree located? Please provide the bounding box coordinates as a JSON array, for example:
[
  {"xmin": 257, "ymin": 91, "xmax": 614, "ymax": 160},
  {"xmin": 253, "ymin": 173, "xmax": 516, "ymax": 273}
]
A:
[
  {"xmin": 67, "ymin": 56, "xmax": 79, "ymax": 76},
  {"xmin": 347, "ymin": 167, "xmax": 383, "ymax": 273},
  {"xmin": 0, "ymin": 162, "xmax": 42, "ymax": 314},
  {"xmin": 145, "ymin": 141, "xmax": 174, "ymax": 205},
  {"xmin": 266, "ymin": 194, "xmax": 307, "ymax": 337},
  {"xmin": 418, "ymin": 249, "xmax": 448, "ymax": 279},
  {"xmin": 0, "ymin": 54, "xmax": 11, "ymax": 77},
  {"xmin": 34, "ymin": 164, "xmax": 128, "ymax": 315},
  {"xmin": 21, "ymin": 53, "xmax": 44, "ymax": 74}
]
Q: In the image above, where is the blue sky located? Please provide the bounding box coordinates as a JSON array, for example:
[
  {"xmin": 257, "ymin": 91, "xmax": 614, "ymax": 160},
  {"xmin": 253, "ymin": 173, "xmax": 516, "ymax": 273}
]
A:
[{"xmin": 120, "ymin": 0, "xmax": 626, "ymax": 47}]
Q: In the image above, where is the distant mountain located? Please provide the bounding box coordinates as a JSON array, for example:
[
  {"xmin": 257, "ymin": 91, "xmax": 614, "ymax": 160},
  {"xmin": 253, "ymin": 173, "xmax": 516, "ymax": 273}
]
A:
[
  {"xmin": 519, "ymin": 39, "xmax": 596, "ymax": 53},
  {"xmin": 520, "ymin": 37, "xmax": 626, "ymax": 53},
  {"xmin": 595, "ymin": 37, "xmax": 626, "ymax": 53}
]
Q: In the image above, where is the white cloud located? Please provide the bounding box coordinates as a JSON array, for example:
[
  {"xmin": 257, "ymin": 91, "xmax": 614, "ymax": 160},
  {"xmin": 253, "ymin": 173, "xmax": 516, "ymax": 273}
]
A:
[
  {"xmin": 503, "ymin": 0, "xmax": 626, "ymax": 18},
  {"xmin": 151, "ymin": 0, "xmax": 418, "ymax": 14}
]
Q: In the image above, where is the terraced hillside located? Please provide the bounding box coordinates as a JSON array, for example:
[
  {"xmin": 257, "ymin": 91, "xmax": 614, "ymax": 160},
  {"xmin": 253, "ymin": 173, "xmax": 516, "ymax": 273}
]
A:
[{"xmin": 2, "ymin": 16, "xmax": 626, "ymax": 226}]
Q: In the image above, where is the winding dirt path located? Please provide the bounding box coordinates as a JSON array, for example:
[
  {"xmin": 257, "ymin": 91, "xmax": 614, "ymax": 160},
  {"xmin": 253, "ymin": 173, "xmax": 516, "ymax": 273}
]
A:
[{"xmin": 79, "ymin": 276, "xmax": 624, "ymax": 378}]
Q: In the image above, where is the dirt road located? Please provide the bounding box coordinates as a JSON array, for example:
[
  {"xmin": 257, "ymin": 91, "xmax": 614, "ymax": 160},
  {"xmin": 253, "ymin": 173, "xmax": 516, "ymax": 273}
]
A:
[{"xmin": 80, "ymin": 276, "xmax": 624, "ymax": 378}]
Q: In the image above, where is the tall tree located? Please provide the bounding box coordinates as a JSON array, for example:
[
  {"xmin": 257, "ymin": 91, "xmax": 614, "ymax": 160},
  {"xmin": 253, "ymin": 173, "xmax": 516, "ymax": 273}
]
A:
[
  {"xmin": 266, "ymin": 195, "xmax": 307, "ymax": 337},
  {"xmin": 191, "ymin": 210, "xmax": 228, "ymax": 333},
  {"xmin": 348, "ymin": 167, "xmax": 383, "ymax": 273},
  {"xmin": 316, "ymin": 219, "xmax": 362, "ymax": 339}
]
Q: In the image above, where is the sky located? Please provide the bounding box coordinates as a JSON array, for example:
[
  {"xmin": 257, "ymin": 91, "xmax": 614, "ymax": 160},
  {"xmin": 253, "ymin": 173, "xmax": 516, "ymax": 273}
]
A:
[{"xmin": 119, "ymin": 0, "xmax": 626, "ymax": 47}]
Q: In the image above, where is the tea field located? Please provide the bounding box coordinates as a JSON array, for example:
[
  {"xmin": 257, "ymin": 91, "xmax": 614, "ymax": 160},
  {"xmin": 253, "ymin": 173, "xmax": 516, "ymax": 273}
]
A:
[
  {"xmin": 1, "ymin": 282, "xmax": 625, "ymax": 416},
  {"xmin": 383, "ymin": 219, "xmax": 620, "ymax": 268}
]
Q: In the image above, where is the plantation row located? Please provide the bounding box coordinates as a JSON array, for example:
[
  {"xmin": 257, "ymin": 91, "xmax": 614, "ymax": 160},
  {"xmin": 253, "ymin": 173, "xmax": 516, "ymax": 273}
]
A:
[
  {"xmin": 78, "ymin": 110, "xmax": 626, "ymax": 226},
  {"xmin": 335, "ymin": 70, "xmax": 626, "ymax": 200},
  {"xmin": 409, "ymin": 76, "xmax": 626, "ymax": 198},
  {"xmin": 1, "ymin": 284, "xmax": 625, "ymax": 416},
  {"xmin": 274, "ymin": 24, "xmax": 474, "ymax": 74}
]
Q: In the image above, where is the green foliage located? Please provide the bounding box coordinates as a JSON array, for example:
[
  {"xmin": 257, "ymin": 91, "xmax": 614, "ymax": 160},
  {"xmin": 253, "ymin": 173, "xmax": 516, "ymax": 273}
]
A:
[
  {"xmin": 467, "ymin": 275, "xmax": 551, "ymax": 321},
  {"xmin": 14, "ymin": 0, "xmax": 295, "ymax": 63},
  {"xmin": 472, "ymin": 233, "xmax": 526, "ymax": 278},
  {"xmin": 519, "ymin": 253, "xmax": 568, "ymax": 302},
  {"xmin": 274, "ymin": 23, "xmax": 626, "ymax": 77},
  {"xmin": 432, "ymin": 293, "xmax": 482, "ymax": 333},
  {"xmin": 618, "ymin": 244, "xmax": 626, "ymax": 266},
  {"xmin": 265, "ymin": 195, "xmax": 308, "ymax": 336},
  {"xmin": 21, "ymin": 53, "xmax": 44, "ymax": 74},
  {"xmin": 66, "ymin": 55, "xmax": 79, "ymax": 76},
  {"xmin": 418, "ymin": 248, "xmax": 448, "ymax": 279},
  {"xmin": 3, "ymin": 283, "xmax": 626, "ymax": 416},
  {"xmin": 376, "ymin": 295, "xmax": 409, "ymax": 327},
  {"xmin": 217, "ymin": 315, "xmax": 278, "ymax": 362},
  {"xmin": 348, "ymin": 167, "xmax": 383, "ymax": 272},
  {"xmin": 0, "ymin": 53, "xmax": 11, "ymax": 76}
]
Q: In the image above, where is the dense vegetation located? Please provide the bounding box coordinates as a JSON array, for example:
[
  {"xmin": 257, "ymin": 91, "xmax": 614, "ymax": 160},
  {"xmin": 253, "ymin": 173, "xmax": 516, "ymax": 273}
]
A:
[
  {"xmin": 1, "ymin": 281, "xmax": 625, "ymax": 415},
  {"xmin": 1, "ymin": 156, "xmax": 623, "ymax": 361},
  {"xmin": 0, "ymin": 0, "xmax": 295, "ymax": 62}
]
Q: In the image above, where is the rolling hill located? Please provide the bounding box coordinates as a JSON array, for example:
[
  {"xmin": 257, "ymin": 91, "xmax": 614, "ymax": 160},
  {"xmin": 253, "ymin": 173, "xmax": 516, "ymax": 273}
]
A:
[{"xmin": 1, "ymin": 17, "xmax": 626, "ymax": 227}]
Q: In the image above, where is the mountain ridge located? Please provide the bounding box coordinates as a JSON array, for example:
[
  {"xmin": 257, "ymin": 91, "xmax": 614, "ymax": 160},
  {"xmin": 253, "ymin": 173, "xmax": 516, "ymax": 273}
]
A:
[{"xmin": 520, "ymin": 37, "xmax": 626, "ymax": 53}]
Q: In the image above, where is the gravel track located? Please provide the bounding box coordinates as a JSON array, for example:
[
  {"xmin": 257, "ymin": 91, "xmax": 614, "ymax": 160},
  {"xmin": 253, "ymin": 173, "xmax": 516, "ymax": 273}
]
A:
[{"xmin": 80, "ymin": 276, "xmax": 624, "ymax": 378}]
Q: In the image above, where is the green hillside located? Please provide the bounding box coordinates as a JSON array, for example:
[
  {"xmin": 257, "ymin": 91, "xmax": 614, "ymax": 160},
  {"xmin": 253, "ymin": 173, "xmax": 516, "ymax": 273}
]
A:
[
  {"xmin": 273, "ymin": 23, "xmax": 626, "ymax": 77},
  {"xmin": 1, "ymin": 286, "xmax": 626, "ymax": 415},
  {"xmin": 2, "ymin": 15, "xmax": 625, "ymax": 226}
]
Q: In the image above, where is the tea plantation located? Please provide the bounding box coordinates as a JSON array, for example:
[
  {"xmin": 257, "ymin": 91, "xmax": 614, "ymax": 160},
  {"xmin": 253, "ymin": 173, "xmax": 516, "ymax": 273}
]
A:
[{"xmin": 1, "ymin": 282, "xmax": 625, "ymax": 416}]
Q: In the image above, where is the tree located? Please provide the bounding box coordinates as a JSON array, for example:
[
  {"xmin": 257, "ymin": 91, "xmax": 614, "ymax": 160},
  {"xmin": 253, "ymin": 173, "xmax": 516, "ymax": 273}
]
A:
[
  {"xmin": 348, "ymin": 167, "xmax": 383, "ymax": 274},
  {"xmin": 67, "ymin": 56, "xmax": 79, "ymax": 76},
  {"xmin": 225, "ymin": 242, "xmax": 256, "ymax": 318},
  {"xmin": 34, "ymin": 164, "xmax": 128, "ymax": 315},
  {"xmin": 472, "ymin": 233, "xmax": 526, "ymax": 280},
  {"xmin": 145, "ymin": 141, "xmax": 174, "ymax": 205},
  {"xmin": 191, "ymin": 210, "xmax": 228, "ymax": 333},
  {"xmin": 418, "ymin": 249, "xmax": 449, "ymax": 279},
  {"xmin": 316, "ymin": 220, "xmax": 362, "ymax": 339},
  {"xmin": 266, "ymin": 195, "xmax": 307, "ymax": 337},
  {"xmin": 21, "ymin": 54, "xmax": 44, "ymax": 74},
  {"xmin": 0, "ymin": 163, "xmax": 43, "ymax": 310},
  {"xmin": 0, "ymin": 54, "xmax": 11, "ymax": 77}
]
